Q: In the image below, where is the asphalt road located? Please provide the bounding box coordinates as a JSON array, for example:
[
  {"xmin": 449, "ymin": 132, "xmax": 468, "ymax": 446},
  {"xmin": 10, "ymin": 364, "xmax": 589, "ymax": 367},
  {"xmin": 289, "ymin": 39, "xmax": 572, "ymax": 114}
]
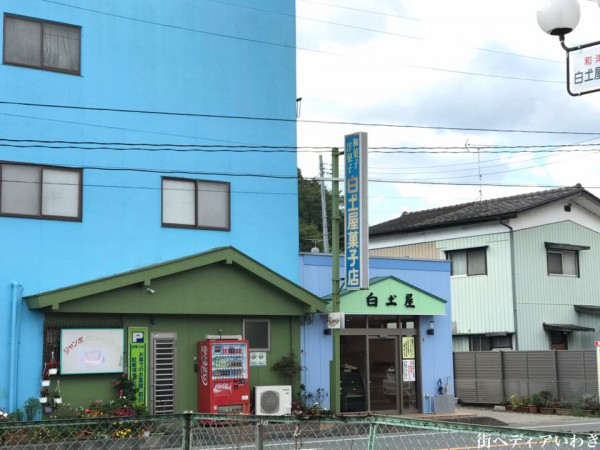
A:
[{"xmin": 456, "ymin": 404, "xmax": 600, "ymax": 434}]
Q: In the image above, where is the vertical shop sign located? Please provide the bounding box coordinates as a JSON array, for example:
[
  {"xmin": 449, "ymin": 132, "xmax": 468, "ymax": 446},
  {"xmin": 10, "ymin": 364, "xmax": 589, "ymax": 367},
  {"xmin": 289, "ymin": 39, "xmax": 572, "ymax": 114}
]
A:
[
  {"xmin": 344, "ymin": 132, "xmax": 369, "ymax": 290},
  {"xmin": 128, "ymin": 327, "xmax": 148, "ymax": 407}
]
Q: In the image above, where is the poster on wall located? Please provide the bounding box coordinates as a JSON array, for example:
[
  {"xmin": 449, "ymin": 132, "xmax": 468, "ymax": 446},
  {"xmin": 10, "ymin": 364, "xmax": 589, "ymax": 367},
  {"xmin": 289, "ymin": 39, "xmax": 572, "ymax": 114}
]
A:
[
  {"xmin": 60, "ymin": 328, "xmax": 124, "ymax": 375},
  {"xmin": 402, "ymin": 336, "xmax": 415, "ymax": 359},
  {"xmin": 250, "ymin": 351, "xmax": 267, "ymax": 366},
  {"xmin": 403, "ymin": 359, "xmax": 416, "ymax": 382}
]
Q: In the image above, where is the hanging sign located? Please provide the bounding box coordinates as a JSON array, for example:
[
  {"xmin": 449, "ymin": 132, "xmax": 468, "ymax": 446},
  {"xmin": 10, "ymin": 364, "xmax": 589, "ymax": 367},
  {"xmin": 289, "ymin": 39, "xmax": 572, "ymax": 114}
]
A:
[
  {"xmin": 565, "ymin": 43, "xmax": 600, "ymax": 96},
  {"xmin": 128, "ymin": 327, "xmax": 148, "ymax": 407},
  {"xmin": 344, "ymin": 132, "xmax": 369, "ymax": 290}
]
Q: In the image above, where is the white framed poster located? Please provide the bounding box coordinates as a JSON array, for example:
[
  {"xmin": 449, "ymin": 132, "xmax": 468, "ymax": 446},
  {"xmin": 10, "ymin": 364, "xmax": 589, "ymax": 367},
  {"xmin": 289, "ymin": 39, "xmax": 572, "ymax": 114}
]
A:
[
  {"xmin": 403, "ymin": 359, "xmax": 416, "ymax": 382},
  {"xmin": 60, "ymin": 328, "xmax": 124, "ymax": 375}
]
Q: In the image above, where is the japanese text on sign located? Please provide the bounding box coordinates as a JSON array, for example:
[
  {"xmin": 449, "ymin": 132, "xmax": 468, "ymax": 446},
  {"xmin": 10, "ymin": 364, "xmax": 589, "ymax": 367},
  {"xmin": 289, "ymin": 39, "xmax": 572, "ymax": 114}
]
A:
[
  {"xmin": 344, "ymin": 132, "xmax": 368, "ymax": 290},
  {"xmin": 63, "ymin": 336, "xmax": 84, "ymax": 355}
]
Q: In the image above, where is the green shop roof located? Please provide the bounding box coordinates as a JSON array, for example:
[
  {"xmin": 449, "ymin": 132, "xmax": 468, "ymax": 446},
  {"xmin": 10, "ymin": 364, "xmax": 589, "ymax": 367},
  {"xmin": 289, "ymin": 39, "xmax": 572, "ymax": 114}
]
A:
[
  {"xmin": 27, "ymin": 246, "xmax": 327, "ymax": 316},
  {"xmin": 323, "ymin": 276, "xmax": 447, "ymax": 315}
]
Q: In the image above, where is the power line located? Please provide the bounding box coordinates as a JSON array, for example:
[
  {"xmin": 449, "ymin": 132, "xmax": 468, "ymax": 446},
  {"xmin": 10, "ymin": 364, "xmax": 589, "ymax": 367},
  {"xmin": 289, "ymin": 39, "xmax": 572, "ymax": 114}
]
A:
[
  {"xmin": 38, "ymin": 0, "xmax": 561, "ymax": 84},
  {"xmin": 4, "ymin": 138, "xmax": 600, "ymax": 154},
  {"xmin": 208, "ymin": 0, "xmax": 560, "ymax": 64},
  {"xmin": 4, "ymin": 101, "xmax": 600, "ymax": 135}
]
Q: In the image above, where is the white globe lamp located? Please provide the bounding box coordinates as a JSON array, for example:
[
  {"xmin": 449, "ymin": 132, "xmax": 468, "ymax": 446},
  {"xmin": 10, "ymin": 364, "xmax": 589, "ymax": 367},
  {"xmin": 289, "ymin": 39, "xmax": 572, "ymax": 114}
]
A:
[{"xmin": 537, "ymin": 0, "xmax": 581, "ymax": 35}]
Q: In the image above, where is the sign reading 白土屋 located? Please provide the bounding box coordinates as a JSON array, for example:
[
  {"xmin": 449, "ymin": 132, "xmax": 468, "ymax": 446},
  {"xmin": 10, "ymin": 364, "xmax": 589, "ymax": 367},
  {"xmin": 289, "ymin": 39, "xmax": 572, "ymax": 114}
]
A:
[
  {"xmin": 566, "ymin": 43, "xmax": 600, "ymax": 96},
  {"xmin": 344, "ymin": 132, "xmax": 368, "ymax": 290}
]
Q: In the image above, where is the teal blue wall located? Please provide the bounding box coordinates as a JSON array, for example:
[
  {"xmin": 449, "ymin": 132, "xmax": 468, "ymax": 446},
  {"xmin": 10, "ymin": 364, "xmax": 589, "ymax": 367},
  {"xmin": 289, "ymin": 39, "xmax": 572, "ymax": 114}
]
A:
[{"xmin": 0, "ymin": 0, "xmax": 297, "ymax": 411}]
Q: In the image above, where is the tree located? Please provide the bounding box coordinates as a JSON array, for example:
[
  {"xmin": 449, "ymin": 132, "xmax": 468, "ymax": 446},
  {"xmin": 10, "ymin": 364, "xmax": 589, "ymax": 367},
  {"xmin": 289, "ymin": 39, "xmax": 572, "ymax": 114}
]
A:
[{"xmin": 298, "ymin": 168, "xmax": 343, "ymax": 253}]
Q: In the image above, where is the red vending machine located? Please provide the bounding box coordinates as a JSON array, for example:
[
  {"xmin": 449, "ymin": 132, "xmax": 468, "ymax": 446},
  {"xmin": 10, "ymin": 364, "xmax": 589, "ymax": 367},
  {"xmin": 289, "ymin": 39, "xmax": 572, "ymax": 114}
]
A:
[{"xmin": 198, "ymin": 339, "xmax": 250, "ymax": 414}]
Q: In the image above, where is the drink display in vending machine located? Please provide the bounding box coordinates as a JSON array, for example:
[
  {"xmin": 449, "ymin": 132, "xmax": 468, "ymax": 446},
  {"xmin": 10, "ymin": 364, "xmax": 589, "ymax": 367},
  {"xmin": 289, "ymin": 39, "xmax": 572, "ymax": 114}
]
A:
[{"xmin": 198, "ymin": 339, "xmax": 250, "ymax": 414}]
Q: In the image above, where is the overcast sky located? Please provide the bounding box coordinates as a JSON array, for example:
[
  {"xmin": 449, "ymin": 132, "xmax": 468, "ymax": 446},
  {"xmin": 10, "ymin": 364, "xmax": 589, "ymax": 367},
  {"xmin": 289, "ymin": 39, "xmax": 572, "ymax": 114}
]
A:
[{"xmin": 295, "ymin": 0, "xmax": 600, "ymax": 226}]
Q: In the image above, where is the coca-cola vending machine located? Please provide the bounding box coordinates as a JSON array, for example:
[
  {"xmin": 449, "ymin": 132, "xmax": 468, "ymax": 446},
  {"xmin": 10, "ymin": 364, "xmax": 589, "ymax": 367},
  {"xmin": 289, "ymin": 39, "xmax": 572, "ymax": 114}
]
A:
[{"xmin": 198, "ymin": 339, "xmax": 250, "ymax": 414}]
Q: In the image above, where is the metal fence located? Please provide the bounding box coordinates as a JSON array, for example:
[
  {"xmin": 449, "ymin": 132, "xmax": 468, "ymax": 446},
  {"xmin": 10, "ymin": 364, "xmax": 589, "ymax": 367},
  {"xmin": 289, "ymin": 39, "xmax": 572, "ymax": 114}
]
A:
[
  {"xmin": 0, "ymin": 413, "xmax": 593, "ymax": 449},
  {"xmin": 454, "ymin": 350, "xmax": 598, "ymax": 404}
]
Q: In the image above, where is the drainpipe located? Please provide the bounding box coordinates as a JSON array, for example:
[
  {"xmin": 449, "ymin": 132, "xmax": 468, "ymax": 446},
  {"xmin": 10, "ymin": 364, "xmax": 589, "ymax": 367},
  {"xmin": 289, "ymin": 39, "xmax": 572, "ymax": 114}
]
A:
[
  {"xmin": 9, "ymin": 282, "xmax": 23, "ymax": 412},
  {"xmin": 499, "ymin": 219, "xmax": 519, "ymax": 350}
]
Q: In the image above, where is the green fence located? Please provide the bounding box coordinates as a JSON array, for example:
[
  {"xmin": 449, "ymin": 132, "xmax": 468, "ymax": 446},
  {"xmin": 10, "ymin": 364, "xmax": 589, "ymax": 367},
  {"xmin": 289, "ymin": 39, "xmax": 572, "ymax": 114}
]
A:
[{"xmin": 0, "ymin": 413, "xmax": 592, "ymax": 449}]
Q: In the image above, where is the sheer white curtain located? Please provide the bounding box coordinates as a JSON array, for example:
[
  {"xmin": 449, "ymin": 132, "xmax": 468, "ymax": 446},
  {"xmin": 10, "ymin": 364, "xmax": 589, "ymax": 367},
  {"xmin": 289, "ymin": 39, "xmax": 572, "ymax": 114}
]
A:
[{"xmin": 43, "ymin": 23, "xmax": 80, "ymax": 72}]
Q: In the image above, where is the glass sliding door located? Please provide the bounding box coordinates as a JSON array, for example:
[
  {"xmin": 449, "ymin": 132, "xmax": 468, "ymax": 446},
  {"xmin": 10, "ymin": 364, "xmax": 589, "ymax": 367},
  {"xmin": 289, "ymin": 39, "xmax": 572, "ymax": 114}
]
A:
[{"xmin": 368, "ymin": 337, "xmax": 398, "ymax": 413}]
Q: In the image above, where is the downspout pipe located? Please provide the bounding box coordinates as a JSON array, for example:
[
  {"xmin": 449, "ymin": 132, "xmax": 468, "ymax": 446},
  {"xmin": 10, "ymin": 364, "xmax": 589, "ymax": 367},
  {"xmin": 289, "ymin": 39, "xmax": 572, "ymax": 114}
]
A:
[
  {"xmin": 9, "ymin": 282, "xmax": 22, "ymax": 412},
  {"xmin": 499, "ymin": 218, "xmax": 519, "ymax": 350}
]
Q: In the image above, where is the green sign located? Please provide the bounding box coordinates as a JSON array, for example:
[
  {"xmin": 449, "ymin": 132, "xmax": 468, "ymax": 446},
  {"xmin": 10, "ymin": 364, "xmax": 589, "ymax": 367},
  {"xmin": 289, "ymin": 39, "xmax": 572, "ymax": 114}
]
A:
[{"xmin": 128, "ymin": 327, "xmax": 148, "ymax": 407}]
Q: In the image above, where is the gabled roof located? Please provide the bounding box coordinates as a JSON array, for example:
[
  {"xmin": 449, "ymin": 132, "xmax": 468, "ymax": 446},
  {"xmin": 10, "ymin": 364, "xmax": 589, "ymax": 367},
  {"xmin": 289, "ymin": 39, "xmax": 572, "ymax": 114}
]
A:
[
  {"xmin": 370, "ymin": 184, "xmax": 600, "ymax": 236},
  {"xmin": 26, "ymin": 246, "xmax": 326, "ymax": 314}
]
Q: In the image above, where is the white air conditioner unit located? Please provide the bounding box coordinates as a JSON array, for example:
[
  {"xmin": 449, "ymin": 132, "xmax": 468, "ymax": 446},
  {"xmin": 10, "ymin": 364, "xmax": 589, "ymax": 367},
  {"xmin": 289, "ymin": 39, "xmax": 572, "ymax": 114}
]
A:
[{"xmin": 255, "ymin": 385, "xmax": 292, "ymax": 416}]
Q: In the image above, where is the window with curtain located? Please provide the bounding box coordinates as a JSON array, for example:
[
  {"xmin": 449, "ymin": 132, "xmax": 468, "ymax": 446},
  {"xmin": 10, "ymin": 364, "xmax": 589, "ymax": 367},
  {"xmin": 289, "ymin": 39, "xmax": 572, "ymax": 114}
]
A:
[
  {"xmin": 447, "ymin": 247, "xmax": 487, "ymax": 276},
  {"xmin": 3, "ymin": 14, "xmax": 81, "ymax": 74},
  {"xmin": 0, "ymin": 163, "xmax": 82, "ymax": 220},
  {"xmin": 547, "ymin": 249, "xmax": 579, "ymax": 276},
  {"xmin": 162, "ymin": 177, "xmax": 230, "ymax": 230}
]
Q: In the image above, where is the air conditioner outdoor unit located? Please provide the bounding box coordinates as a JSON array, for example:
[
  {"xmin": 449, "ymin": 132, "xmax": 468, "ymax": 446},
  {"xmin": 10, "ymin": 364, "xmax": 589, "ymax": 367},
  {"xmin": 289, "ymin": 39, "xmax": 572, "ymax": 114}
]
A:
[{"xmin": 255, "ymin": 385, "xmax": 292, "ymax": 416}]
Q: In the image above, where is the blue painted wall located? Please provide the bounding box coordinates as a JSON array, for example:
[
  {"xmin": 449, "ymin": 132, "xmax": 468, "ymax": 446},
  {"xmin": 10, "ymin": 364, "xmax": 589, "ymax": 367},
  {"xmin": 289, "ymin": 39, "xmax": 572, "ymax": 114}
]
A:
[
  {"xmin": 0, "ymin": 0, "xmax": 297, "ymax": 411},
  {"xmin": 299, "ymin": 253, "xmax": 453, "ymax": 413}
]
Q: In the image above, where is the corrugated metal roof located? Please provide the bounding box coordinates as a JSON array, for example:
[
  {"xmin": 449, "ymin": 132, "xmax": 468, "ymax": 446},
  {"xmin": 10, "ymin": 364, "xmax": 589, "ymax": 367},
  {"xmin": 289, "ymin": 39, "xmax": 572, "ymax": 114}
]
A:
[{"xmin": 370, "ymin": 184, "xmax": 597, "ymax": 236}]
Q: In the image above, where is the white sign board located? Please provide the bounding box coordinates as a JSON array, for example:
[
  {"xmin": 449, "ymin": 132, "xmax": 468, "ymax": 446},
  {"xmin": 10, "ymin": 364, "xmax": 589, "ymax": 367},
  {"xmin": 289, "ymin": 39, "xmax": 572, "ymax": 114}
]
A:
[
  {"xmin": 60, "ymin": 328, "xmax": 124, "ymax": 375},
  {"xmin": 566, "ymin": 43, "xmax": 600, "ymax": 96}
]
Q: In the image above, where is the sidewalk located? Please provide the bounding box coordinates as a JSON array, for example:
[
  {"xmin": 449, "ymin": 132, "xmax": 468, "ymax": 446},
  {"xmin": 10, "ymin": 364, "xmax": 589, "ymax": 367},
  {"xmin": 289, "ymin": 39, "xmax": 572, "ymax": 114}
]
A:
[{"xmin": 440, "ymin": 404, "xmax": 600, "ymax": 434}]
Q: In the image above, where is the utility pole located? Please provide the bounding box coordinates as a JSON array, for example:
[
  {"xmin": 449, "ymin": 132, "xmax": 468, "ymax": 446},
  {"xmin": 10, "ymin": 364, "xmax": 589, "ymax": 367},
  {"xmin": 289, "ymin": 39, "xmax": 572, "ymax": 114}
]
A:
[
  {"xmin": 319, "ymin": 155, "xmax": 330, "ymax": 254},
  {"xmin": 330, "ymin": 147, "xmax": 341, "ymax": 415}
]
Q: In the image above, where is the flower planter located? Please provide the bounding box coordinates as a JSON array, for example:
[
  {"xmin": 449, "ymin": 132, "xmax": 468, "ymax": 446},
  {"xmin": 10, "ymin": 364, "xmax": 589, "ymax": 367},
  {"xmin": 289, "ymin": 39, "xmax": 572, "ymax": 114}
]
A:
[
  {"xmin": 555, "ymin": 408, "xmax": 573, "ymax": 416},
  {"xmin": 54, "ymin": 397, "xmax": 63, "ymax": 404},
  {"xmin": 44, "ymin": 406, "xmax": 53, "ymax": 414},
  {"xmin": 528, "ymin": 405, "xmax": 539, "ymax": 414},
  {"xmin": 48, "ymin": 368, "xmax": 58, "ymax": 375},
  {"xmin": 41, "ymin": 379, "xmax": 51, "ymax": 387},
  {"xmin": 540, "ymin": 406, "xmax": 555, "ymax": 414},
  {"xmin": 39, "ymin": 396, "xmax": 48, "ymax": 404}
]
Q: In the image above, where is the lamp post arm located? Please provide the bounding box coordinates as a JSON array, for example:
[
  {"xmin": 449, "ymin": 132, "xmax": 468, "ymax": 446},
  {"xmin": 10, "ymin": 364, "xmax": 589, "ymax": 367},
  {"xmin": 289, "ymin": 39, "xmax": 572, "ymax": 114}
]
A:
[{"xmin": 559, "ymin": 33, "xmax": 600, "ymax": 52}]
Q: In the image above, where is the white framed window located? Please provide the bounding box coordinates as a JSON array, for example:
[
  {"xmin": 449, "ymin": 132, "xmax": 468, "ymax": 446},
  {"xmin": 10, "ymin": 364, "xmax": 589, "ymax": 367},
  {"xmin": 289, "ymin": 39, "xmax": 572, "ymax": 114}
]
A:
[
  {"xmin": 0, "ymin": 163, "xmax": 82, "ymax": 220},
  {"xmin": 545, "ymin": 242, "xmax": 589, "ymax": 277},
  {"xmin": 243, "ymin": 319, "xmax": 270, "ymax": 351},
  {"xmin": 547, "ymin": 249, "xmax": 579, "ymax": 276},
  {"xmin": 3, "ymin": 14, "xmax": 81, "ymax": 75},
  {"xmin": 162, "ymin": 177, "xmax": 230, "ymax": 230},
  {"xmin": 447, "ymin": 247, "xmax": 487, "ymax": 276}
]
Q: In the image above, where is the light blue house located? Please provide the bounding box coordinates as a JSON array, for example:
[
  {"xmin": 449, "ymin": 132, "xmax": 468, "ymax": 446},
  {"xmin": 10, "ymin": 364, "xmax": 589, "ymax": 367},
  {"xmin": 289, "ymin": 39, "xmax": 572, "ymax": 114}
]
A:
[
  {"xmin": 299, "ymin": 253, "xmax": 454, "ymax": 415},
  {"xmin": 1, "ymin": 0, "xmax": 300, "ymax": 413}
]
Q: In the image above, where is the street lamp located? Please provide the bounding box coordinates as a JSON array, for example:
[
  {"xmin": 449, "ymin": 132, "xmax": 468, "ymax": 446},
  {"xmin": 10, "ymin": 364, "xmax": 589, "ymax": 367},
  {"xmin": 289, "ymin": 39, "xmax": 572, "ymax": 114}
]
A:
[{"xmin": 537, "ymin": 0, "xmax": 600, "ymax": 95}]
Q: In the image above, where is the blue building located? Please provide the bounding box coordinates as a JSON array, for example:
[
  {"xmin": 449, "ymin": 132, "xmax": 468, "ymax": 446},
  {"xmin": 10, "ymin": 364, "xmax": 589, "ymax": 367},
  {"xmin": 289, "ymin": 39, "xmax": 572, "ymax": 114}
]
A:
[
  {"xmin": 299, "ymin": 253, "xmax": 454, "ymax": 414},
  {"xmin": 1, "ymin": 1, "xmax": 300, "ymax": 412}
]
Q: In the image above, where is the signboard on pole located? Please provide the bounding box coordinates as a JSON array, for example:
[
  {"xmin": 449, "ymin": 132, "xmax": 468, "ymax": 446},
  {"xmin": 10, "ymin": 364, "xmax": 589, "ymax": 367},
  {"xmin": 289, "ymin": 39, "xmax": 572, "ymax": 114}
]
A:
[
  {"xmin": 344, "ymin": 132, "xmax": 369, "ymax": 290},
  {"xmin": 128, "ymin": 327, "xmax": 148, "ymax": 407},
  {"xmin": 565, "ymin": 43, "xmax": 600, "ymax": 96}
]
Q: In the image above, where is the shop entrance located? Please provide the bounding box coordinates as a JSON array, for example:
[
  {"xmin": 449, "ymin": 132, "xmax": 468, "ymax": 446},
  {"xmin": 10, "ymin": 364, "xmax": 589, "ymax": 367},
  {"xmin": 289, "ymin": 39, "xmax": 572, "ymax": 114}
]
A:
[{"xmin": 340, "ymin": 315, "xmax": 419, "ymax": 414}]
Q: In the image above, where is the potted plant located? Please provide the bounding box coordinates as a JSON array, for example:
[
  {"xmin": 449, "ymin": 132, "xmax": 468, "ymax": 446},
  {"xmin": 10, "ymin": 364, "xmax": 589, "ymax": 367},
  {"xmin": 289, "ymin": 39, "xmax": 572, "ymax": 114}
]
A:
[
  {"xmin": 535, "ymin": 391, "xmax": 555, "ymax": 414},
  {"xmin": 555, "ymin": 399, "xmax": 573, "ymax": 415},
  {"xmin": 271, "ymin": 353, "xmax": 303, "ymax": 383},
  {"xmin": 39, "ymin": 387, "xmax": 49, "ymax": 404},
  {"xmin": 529, "ymin": 392, "xmax": 545, "ymax": 413},
  {"xmin": 47, "ymin": 361, "xmax": 58, "ymax": 376},
  {"xmin": 52, "ymin": 390, "xmax": 62, "ymax": 405}
]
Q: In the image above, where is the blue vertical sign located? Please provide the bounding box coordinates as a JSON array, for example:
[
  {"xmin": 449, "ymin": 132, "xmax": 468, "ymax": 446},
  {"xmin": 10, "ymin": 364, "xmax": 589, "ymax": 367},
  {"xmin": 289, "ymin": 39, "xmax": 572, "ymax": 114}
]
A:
[{"xmin": 344, "ymin": 132, "xmax": 369, "ymax": 290}]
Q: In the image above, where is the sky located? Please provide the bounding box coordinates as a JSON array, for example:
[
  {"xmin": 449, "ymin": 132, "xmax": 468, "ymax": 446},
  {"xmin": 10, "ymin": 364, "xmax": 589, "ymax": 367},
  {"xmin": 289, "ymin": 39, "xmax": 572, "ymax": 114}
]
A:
[{"xmin": 295, "ymin": 0, "xmax": 600, "ymax": 226}]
